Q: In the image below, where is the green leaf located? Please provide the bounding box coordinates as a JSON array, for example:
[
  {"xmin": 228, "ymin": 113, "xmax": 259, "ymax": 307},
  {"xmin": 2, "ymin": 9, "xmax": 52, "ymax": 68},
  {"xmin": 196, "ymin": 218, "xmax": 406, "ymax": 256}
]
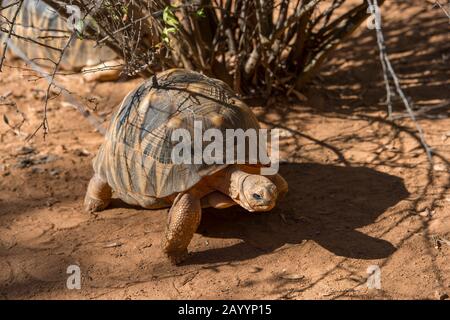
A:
[
  {"xmin": 196, "ymin": 8, "xmax": 205, "ymax": 18},
  {"xmin": 162, "ymin": 35, "xmax": 169, "ymax": 44},
  {"xmin": 163, "ymin": 6, "xmax": 179, "ymax": 28},
  {"xmin": 165, "ymin": 27, "xmax": 177, "ymax": 34},
  {"xmin": 162, "ymin": 26, "xmax": 177, "ymax": 44}
]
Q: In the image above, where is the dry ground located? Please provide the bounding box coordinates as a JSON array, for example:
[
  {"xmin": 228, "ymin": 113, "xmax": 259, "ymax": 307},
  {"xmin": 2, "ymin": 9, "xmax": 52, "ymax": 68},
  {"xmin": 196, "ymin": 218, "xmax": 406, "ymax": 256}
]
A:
[{"xmin": 0, "ymin": 0, "xmax": 449, "ymax": 299}]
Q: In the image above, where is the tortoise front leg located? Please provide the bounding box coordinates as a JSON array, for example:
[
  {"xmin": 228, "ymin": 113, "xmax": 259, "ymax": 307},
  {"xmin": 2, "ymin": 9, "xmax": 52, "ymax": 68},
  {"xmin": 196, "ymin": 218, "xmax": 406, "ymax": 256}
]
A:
[
  {"xmin": 84, "ymin": 174, "xmax": 112, "ymax": 213},
  {"xmin": 162, "ymin": 191, "xmax": 202, "ymax": 265}
]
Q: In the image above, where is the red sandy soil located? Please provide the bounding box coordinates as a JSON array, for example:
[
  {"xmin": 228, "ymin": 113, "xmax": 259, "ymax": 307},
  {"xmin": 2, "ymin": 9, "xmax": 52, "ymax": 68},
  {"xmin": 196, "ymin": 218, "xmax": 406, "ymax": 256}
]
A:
[{"xmin": 0, "ymin": 0, "xmax": 449, "ymax": 299}]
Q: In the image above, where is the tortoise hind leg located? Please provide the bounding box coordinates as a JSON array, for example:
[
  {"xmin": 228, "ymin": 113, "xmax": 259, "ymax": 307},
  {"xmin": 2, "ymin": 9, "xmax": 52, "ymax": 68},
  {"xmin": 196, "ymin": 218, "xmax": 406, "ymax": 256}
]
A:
[
  {"xmin": 162, "ymin": 191, "xmax": 202, "ymax": 265},
  {"xmin": 84, "ymin": 174, "xmax": 112, "ymax": 213}
]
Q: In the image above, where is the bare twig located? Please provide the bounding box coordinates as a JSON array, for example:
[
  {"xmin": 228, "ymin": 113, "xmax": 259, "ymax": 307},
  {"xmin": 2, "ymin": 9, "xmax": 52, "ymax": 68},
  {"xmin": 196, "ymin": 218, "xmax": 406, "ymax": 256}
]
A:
[
  {"xmin": 2, "ymin": 0, "xmax": 391, "ymax": 100},
  {"xmin": 6, "ymin": 40, "xmax": 106, "ymax": 137},
  {"xmin": 367, "ymin": 0, "xmax": 433, "ymax": 161},
  {"xmin": 391, "ymin": 101, "xmax": 450, "ymax": 120}
]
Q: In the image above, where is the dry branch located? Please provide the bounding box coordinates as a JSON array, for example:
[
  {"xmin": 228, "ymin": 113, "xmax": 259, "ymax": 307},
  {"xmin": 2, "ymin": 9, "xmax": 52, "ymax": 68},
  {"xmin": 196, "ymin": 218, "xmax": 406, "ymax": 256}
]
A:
[{"xmin": 1, "ymin": 0, "xmax": 386, "ymax": 95}]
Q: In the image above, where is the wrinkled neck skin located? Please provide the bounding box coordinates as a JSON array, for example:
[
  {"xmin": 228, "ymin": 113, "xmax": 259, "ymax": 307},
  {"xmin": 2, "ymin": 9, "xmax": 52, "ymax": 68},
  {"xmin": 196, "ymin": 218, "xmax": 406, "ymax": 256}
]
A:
[{"xmin": 223, "ymin": 165, "xmax": 254, "ymax": 211}]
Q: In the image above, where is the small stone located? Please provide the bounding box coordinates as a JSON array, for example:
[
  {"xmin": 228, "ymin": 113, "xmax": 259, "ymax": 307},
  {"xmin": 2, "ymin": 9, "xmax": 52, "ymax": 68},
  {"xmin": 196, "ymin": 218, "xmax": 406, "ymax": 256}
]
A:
[
  {"xmin": 435, "ymin": 291, "xmax": 449, "ymax": 300},
  {"xmin": 280, "ymin": 274, "xmax": 304, "ymax": 281},
  {"xmin": 433, "ymin": 164, "xmax": 447, "ymax": 172},
  {"xmin": 249, "ymin": 266, "xmax": 263, "ymax": 273},
  {"xmin": 104, "ymin": 242, "xmax": 123, "ymax": 248},
  {"xmin": 15, "ymin": 146, "xmax": 35, "ymax": 156},
  {"xmin": 35, "ymin": 154, "xmax": 59, "ymax": 164},
  {"xmin": 74, "ymin": 148, "xmax": 90, "ymax": 157},
  {"xmin": 419, "ymin": 209, "xmax": 431, "ymax": 217},
  {"xmin": 31, "ymin": 167, "xmax": 44, "ymax": 174},
  {"xmin": 16, "ymin": 158, "xmax": 34, "ymax": 169},
  {"xmin": 46, "ymin": 198, "xmax": 58, "ymax": 207},
  {"xmin": 49, "ymin": 168, "xmax": 61, "ymax": 176}
]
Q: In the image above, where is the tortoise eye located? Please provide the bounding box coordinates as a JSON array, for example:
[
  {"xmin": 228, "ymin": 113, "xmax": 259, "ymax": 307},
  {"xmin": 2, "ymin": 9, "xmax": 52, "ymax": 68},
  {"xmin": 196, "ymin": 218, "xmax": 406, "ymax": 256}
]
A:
[{"xmin": 252, "ymin": 193, "xmax": 262, "ymax": 200}]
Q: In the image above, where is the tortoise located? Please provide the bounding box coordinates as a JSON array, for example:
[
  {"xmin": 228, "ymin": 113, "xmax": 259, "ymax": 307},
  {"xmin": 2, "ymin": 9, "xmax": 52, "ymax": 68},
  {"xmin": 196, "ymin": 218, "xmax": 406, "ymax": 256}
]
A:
[
  {"xmin": 84, "ymin": 69, "xmax": 288, "ymax": 264},
  {"xmin": 1, "ymin": 0, "xmax": 121, "ymax": 81}
]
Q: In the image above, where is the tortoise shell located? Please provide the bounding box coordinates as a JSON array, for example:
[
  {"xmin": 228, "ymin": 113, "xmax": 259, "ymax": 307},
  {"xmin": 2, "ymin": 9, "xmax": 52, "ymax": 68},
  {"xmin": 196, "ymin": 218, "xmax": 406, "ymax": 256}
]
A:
[
  {"xmin": 93, "ymin": 69, "xmax": 263, "ymax": 206},
  {"xmin": 1, "ymin": 0, "xmax": 117, "ymax": 69}
]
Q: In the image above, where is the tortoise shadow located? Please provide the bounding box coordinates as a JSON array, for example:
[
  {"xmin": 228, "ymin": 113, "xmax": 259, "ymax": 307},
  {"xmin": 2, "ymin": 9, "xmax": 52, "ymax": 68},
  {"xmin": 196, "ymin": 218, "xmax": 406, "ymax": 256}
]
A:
[{"xmin": 186, "ymin": 163, "xmax": 409, "ymax": 265}]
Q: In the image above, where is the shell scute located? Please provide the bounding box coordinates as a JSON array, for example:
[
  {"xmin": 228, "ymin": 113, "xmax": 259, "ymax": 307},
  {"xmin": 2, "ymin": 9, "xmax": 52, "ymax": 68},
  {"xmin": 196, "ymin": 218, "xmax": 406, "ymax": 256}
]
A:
[{"xmin": 94, "ymin": 69, "xmax": 261, "ymax": 203}]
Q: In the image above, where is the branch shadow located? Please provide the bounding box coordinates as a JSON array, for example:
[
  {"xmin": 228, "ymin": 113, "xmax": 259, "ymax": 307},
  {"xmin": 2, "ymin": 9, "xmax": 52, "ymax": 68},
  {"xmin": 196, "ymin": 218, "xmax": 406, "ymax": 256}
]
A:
[{"xmin": 305, "ymin": 3, "xmax": 450, "ymax": 116}]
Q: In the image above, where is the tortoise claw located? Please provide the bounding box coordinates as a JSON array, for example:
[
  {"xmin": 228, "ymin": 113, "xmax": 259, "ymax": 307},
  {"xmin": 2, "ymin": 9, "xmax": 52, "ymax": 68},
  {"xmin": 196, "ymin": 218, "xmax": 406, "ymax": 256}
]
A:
[
  {"xmin": 164, "ymin": 248, "xmax": 189, "ymax": 265},
  {"xmin": 84, "ymin": 195, "xmax": 110, "ymax": 213},
  {"xmin": 84, "ymin": 174, "xmax": 112, "ymax": 213}
]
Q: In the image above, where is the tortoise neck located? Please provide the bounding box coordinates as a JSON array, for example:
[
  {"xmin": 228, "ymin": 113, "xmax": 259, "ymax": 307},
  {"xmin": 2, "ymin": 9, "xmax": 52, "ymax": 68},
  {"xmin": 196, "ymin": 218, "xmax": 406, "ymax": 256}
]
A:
[{"xmin": 220, "ymin": 165, "xmax": 251, "ymax": 203}]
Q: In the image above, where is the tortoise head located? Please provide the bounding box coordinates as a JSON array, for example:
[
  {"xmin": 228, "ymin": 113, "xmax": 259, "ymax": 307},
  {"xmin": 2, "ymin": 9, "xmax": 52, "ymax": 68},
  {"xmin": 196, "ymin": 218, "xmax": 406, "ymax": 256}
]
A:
[{"xmin": 236, "ymin": 174, "xmax": 278, "ymax": 212}]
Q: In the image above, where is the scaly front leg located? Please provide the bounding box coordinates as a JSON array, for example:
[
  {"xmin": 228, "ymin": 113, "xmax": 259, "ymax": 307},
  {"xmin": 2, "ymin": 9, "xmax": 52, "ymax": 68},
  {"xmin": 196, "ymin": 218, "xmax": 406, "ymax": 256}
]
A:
[{"xmin": 162, "ymin": 191, "xmax": 202, "ymax": 265}]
